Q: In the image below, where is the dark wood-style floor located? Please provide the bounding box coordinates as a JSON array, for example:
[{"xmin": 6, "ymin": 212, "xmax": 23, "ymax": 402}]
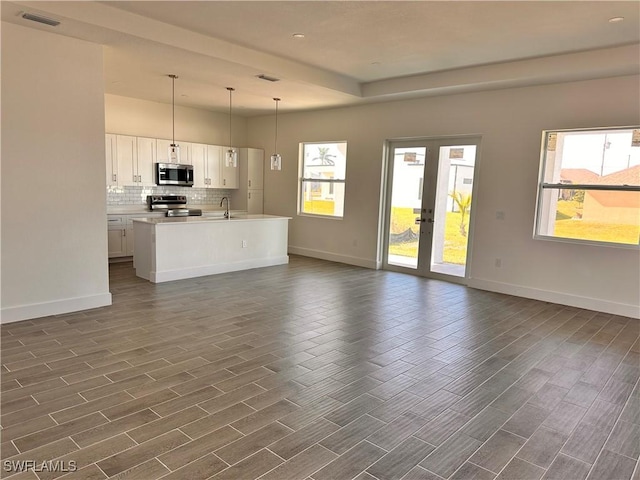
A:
[{"xmin": 1, "ymin": 256, "xmax": 638, "ymax": 480}]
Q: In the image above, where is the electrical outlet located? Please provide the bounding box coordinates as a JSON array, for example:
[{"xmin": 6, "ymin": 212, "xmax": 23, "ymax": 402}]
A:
[
  {"xmin": 242, "ymin": 240, "xmax": 247, "ymax": 248},
  {"xmin": 495, "ymin": 258, "xmax": 502, "ymax": 268}
]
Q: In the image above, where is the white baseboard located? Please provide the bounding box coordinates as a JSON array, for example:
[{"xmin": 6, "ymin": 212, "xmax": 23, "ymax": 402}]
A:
[
  {"xmin": 1, "ymin": 292, "xmax": 113, "ymax": 324},
  {"xmin": 288, "ymin": 246, "xmax": 378, "ymax": 269},
  {"xmin": 468, "ymin": 278, "xmax": 640, "ymax": 319},
  {"xmin": 150, "ymin": 256, "xmax": 290, "ymax": 283}
]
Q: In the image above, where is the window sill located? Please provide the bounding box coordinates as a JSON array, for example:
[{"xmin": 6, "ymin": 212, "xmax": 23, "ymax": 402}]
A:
[
  {"xmin": 297, "ymin": 213, "xmax": 343, "ymax": 220},
  {"xmin": 533, "ymin": 234, "xmax": 640, "ymax": 249}
]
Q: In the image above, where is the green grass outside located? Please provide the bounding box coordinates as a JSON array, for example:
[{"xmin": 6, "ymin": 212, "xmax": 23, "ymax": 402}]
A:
[
  {"xmin": 389, "ymin": 207, "xmax": 468, "ymax": 265},
  {"xmin": 306, "ymin": 200, "xmax": 638, "ymax": 264},
  {"xmin": 554, "ymin": 200, "xmax": 639, "ymax": 245},
  {"xmin": 303, "ymin": 199, "xmax": 336, "ymax": 215}
]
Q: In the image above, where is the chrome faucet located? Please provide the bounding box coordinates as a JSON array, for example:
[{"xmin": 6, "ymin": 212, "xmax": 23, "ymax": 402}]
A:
[{"xmin": 220, "ymin": 196, "xmax": 230, "ymax": 219}]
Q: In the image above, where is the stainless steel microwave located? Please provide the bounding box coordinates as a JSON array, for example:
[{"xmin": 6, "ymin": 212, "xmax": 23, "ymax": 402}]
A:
[{"xmin": 155, "ymin": 163, "xmax": 194, "ymax": 186}]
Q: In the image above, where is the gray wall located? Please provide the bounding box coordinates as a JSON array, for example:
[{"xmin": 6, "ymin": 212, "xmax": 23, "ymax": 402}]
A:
[
  {"xmin": 105, "ymin": 94, "xmax": 248, "ymax": 147},
  {"xmin": 248, "ymin": 75, "xmax": 640, "ymax": 317},
  {"xmin": 1, "ymin": 22, "xmax": 111, "ymax": 322}
]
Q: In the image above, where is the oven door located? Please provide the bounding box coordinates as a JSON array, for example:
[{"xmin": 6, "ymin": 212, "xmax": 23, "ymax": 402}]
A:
[{"xmin": 155, "ymin": 163, "xmax": 194, "ymax": 186}]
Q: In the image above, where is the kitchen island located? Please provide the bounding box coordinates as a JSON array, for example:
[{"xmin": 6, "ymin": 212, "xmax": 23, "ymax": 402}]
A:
[{"xmin": 132, "ymin": 214, "xmax": 290, "ymax": 283}]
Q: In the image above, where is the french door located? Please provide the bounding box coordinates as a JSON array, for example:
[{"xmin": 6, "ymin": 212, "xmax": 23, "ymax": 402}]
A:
[{"xmin": 383, "ymin": 137, "xmax": 480, "ymax": 282}]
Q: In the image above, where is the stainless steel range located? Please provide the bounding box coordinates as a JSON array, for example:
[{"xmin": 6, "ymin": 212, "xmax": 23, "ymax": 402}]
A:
[{"xmin": 146, "ymin": 195, "xmax": 202, "ymax": 217}]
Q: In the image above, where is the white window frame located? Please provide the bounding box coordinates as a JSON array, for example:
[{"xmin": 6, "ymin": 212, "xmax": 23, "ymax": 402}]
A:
[
  {"xmin": 534, "ymin": 126, "xmax": 640, "ymax": 248},
  {"xmin": 298, "ymin": 141, "xmax": 347, "ymax": 219}
]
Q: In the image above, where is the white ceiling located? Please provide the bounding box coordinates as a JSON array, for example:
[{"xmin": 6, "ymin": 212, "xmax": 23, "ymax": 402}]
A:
[{"xmin": 2, "ymin": 1, "xmax": 639, "ymax": 115}]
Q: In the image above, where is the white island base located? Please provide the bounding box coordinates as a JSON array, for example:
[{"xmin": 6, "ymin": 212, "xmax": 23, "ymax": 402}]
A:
[{"xmin": 133, "ymin": 215, "xmax": 290, "ymax": 283}]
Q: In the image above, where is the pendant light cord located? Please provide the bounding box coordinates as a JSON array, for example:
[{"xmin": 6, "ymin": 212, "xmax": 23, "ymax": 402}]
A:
[
  {"xmin": 168, "ymin": 74, "xmax": 178, "ymax": 145},
  {"xmin": 227, "ymin": 87, "xmax": 234, "ymax": 149},
  {"xmin": 172, "ymin": 77, "xmax": 175, "ymax": 143},
  {"xmin": 274, "ymin": 98, "xmax": 280, "ymax": 153}
]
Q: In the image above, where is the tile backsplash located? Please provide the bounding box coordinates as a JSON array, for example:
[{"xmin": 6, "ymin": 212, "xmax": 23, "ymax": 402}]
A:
[{"xmin": 107, "ymin": 186, "xmax": 233, "ymax": 206}]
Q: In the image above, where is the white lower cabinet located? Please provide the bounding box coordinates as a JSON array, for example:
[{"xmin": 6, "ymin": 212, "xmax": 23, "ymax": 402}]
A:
[
  {"xmin": 108, "ymin": 214, "xmax": 163, "ymax": 259},
  {"xmin": 107, "ymin": 216, "xmax": 126, "ymax": 258},
  {"xmin": 107, "ymin": 229, "xmax": 126, "ymax": 257},
  {"xmin": 125, "ymin": 218, "xmax": 135, "ymax": 256}
]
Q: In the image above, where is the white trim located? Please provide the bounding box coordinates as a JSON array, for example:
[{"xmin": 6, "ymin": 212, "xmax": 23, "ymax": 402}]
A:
[
  {"xmin": 1, "ymin": 293, "xmax": 113, "ymax": 324},
  {"xmin": 289, "ymin": 246, "xmax": 377, "ymax": 269},
  {"xmin": 149, "ymin": 256, "xmax": 290, "ymax": 283},
  {"xmin": 468, "ymin": 278, "xmax": 640, "ymax": 319},
  {"xmin": 533, "ymin": 234, "xmax": 640, "ymax": 250}
]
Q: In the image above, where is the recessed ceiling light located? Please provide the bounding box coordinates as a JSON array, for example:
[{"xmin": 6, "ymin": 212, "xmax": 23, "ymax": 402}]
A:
[
  {"xmin": 609, "ymin": 17, "xmax": 624, "ymax": 23},
  {"xmin": 371, "ymin": 61, "xmax": 381, "ymax": 65},
  {"xmin": 292, "ymin": 33, "xmax": 305, "ymax": 38},
  {"xmin": 181, "ymin": 94, "xmax": 189, "ymax": 98}
]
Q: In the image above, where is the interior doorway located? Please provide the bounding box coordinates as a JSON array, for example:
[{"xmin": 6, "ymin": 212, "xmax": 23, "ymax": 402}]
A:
[{"xmin": 383, "ymin": 137, "xmax": 480, "ymax": 282}]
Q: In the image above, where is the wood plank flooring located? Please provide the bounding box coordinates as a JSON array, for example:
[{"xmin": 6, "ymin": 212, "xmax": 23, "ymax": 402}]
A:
[{"xmin": 1, "ymin": 256, "xmax": 638, "ymax": 479}]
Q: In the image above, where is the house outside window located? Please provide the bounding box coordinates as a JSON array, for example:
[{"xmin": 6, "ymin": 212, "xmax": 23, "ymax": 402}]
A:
[
  {"xmin": 299, "ymin": 141, "xmax": 347, "ymax": 217},
  {"xmin": 535, "ymin": 127, "xmax": 640, "ymax": 246}
]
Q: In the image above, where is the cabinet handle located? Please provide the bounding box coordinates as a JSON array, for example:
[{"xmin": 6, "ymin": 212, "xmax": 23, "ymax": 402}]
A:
[
  {"xmin": 123, "ymin": 229, "xmax": 126, "ymax": 237},
  {"xmin": 249, "ymin": 192, "xmax": 251, "ymax": 199},
  {"xmin": 223, "ymin": 179, "xmax": 226, "ymax": 186},
  {"xmin": 113, "ymin": 174, "xmax": 117, "ymax": 182},
  {"xmin": 249, "ymin": 180, "xmax": 251, "ymax": 187}
]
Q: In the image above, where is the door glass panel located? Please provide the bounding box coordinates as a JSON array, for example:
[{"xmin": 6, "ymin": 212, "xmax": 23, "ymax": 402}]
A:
[
  {"xmin": 430, "ymin": 145, "xmax": 476, "ymax": 277},
  {"xmin": 387, "ymin": 147, "xmax": 426, "ymax": 269}
]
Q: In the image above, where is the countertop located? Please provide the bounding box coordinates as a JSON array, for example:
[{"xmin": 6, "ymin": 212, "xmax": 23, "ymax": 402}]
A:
[
  {"xmin": 107, "ymin": 205, "xmax": 231, "ymax": 215},
  {"xmin": 132, "ymin": 214, "xmax": 291, "ymax": 225}
]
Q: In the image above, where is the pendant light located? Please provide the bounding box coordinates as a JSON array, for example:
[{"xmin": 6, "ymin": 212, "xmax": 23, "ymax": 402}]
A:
[
  {"xmin": 225, "ymin": 87, "xmax": 238, "ymax": 168},
  {"xmin": 270, "ymin": 97, "xmax": 282, "ymax": 171},
  {"xmin": 167, "ymin": 74, "xmax": 180, "ymax": 163}
]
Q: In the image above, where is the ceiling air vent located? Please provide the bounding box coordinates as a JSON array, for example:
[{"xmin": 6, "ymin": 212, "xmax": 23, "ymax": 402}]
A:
[
  {"xmin": 256, "ymin": 74, "xmax": 280, "ymax": 83},
  {"xmin": 21, "ymin": 12, "xmax": 60, "ymax": 27}
]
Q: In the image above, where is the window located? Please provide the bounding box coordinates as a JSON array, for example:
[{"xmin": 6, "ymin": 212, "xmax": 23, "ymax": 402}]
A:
[
  {"xmin": 535, "ymin": 127, "xmax": 640, "ymax": 246},
  {"xmin": 299, "ymin": 141, "xmax": 347, "ymax": 217}
]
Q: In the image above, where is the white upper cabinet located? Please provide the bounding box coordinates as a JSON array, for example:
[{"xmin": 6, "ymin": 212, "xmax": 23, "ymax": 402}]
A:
[
  {"xmin": 231, "ymin": 148, "xmax": 264, "ymax": 213},
  {"xmin": 135, "ymin": 137, "xmax": 156, "ymax": 186},
  {"xmin": 221, "ymin": 146, "xmax": 240, "ymax": 189},
  {"xmin": 156, "ymin": 138, "xmax": 173, "ymax": 163},
  {"xmin": 115, "ymin": 135, "xmax": 137, "ymax": 186},
  {"xmin": 246, "ymin": 148, "xmax": 264, "ymax": 190},
  {"xmin": 179, "ymin": 142, "xmax": 192, "ymax": 165},
  {"xmin": 108, "ymin": 135, "xmax": 154, "ymax": 187},
  {"xmin": 190, "ymin": 142, "xmax": 208, "ymax": 188},
  {"xmin": 106, "ymin": 134, "xmax": 117, "ymax": 187},
  {"xmin": 106, "ymin": 134, "xmax": 243, "ymax": 190},
  {"xmin": 206, "ymin": 145, "xmax": 223, "ymax": 188}
]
